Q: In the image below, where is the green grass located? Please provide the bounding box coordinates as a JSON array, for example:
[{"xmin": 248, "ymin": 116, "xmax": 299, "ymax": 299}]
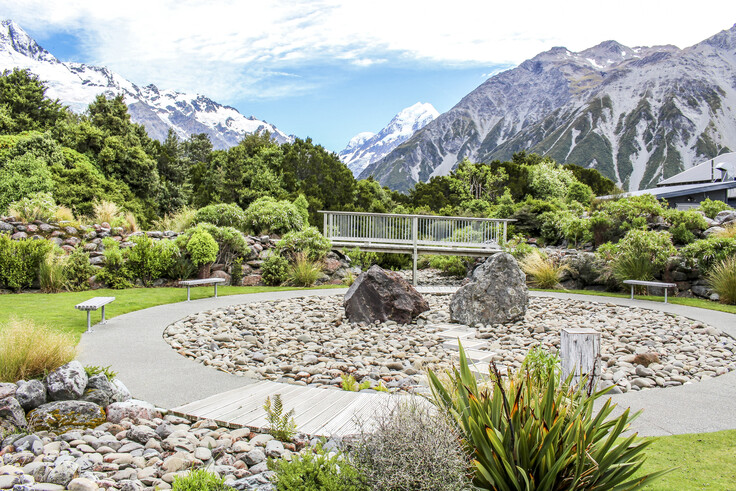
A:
[
  {"xmin": 0, "ymin": 285, "xmax": 344, "ymax": 341},
  {"xmin": 533, "ymin": 288, "xmax": 736, "ymax": 315},
  {"xmin": 637, "ymin": 430, "xmax": 736, "ymax": 489}
]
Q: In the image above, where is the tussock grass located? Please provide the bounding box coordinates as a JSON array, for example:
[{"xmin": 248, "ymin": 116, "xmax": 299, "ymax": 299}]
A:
[
  {"xmin": 519, "ymin": 250, "xmax": 568, "ymax": 289},
  {"xmin": 38, "ymin": 250, "xmax": 67, "ymax": 293},
  {"xmin": 0, "ymin": 318, "xmax": 77, "ymax": 382},
  {"xmin": 707, "ymin": 255, "xmax": 736, "ymax": 305},
  {"xmin": 287, "ymin": 253, "xmax": 322, "ymax": 287},
  {"xmin": 153, "ymin": 207, "xmax": 196, "ymax": 232},
  {"xmin": 93, "ymin": 200, "xmax": 120, "ymax": 224},
  {"xmin": 53, "ymin": 206, "xmax": 75, "ymax": 222},
  {"xmin": 121, "ymin": 212, "xmax": 138, "ymax": 232},
  {"xmin": 716, "ymin": 223, "xmax": 736, "ymax": 239}
]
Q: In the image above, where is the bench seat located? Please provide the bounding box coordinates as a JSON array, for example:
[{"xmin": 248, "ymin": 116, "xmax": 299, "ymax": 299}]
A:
[
  {"xmin": 179, "ymin": 278, "xmax": 227, "ymax": 301},
  {"xmin": 75, "ymin": 296, "xmax": 116, "ymax": 332},
  {"xmin": 623, "ymin": 280, "xmax": 677, "ymax": 303}
]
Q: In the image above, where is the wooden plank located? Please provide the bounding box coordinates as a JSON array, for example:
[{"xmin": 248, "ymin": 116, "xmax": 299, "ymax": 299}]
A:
[
  {"xmin": 210, "ymin": 384, "xmax": 306, "ymax": 423},
  {"xmin": 173, "ymin": 381, "xmax": 273, "ymax": 415},
  {"xmin": 193, "ymin": 383, "xmax": 298, "ymax": 420},
  {"xmin": 239, "ymin": 386, "xmax": 338, "ymax": 429}
]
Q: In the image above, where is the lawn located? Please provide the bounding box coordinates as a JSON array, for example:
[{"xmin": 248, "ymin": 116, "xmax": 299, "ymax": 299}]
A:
[
  {"xmin": 638, "ymin": 430, "xmax": 736, "ymax": 489},
  {"xmin": 0, "ymin": 285, "xmax": 344, "ymax": 341},
  {"xmin": 535, "ymin": 288, "xmax": 736, "ymax": 315}
]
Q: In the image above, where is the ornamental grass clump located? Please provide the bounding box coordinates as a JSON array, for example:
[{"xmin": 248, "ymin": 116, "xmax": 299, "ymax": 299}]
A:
[
  {"xmin": 707, "ymin": 256, "xmax": 736, "ymax": 305},
  {"xmin": 287, "ymin": 252, "xmax": 322, "ymax": 287},
  {"xmin": 428, "ymin": 344, "xmax": 670, "ymax": 490},
  {"xmin": 519, "ymin": 249, "xmax": 567, "ymax": 289},
  {"xmin": 0, "ymin": 318, "xmax": 77, "ymax": 382},
  {"xmin": 93, "ymin": 200, "xmax": 120, "ymax": 224}
]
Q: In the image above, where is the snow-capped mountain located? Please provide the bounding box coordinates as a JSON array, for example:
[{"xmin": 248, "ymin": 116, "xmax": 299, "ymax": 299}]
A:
[
  {"xmin": 0, "ymin": 20, "xmax": 292, "ymax": 148},
  {"xmin": 340, "ymin": 102, "xmax": 439, "ymax": 176},
  {"xmin": 361, "ymin": 26, "xmax": 736, "ymax": 192}
]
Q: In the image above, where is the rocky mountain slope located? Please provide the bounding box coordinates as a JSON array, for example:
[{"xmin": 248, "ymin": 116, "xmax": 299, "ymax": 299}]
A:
[
  {"xmin": 339, "ymin": 102, "xmax": 438, "ymax": 176},
  {"xmin": 0, "ymin": 20, "xmax": 291, "ymax": 148},
  {"xmin": 361, "ymin": 26, "xmax": 736, "ymax": 192}
]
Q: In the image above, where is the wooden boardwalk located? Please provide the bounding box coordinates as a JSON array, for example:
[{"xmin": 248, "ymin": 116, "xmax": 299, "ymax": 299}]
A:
[{"xmin": 171, "ymin": 380, "xmax": 421, "ymax": 437}]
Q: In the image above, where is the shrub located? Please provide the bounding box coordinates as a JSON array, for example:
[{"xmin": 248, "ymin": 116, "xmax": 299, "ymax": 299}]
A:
[
  {"xmin": 681, "ymin": 236, "xmax": 736, "ymax": 272},
  {"xmin": 231, "ymin": 258, "xmax": 243, "ymax": 286},
  {"xmin": 293, "ymin": 194, "xmax": 310, "ymax": 225},
  {"xmin": 428, "ymin": 255, "xmax": 469, "ymax": 277},
  {"xmin": 351, "ymin": 399, "xmax": 471, "ymax": 491},
  {"xmin": 176, "ymin": 222, "xmax": 250, "ymax": 267},
  {"xmin": 287, "ymin": 252, "xmax": 322, "ymax": 287},
  {"xmin": 63, "ymin": 247, "xmax": 94, "ymax": 291},
  {"xmin": 697, "ymin": 198, "xmax": 732, "ymax": 219},
  {"xmin": 343, "ymin": 247, "xmax": 379, "ymax": 270},
  {"xmin": 0, "ymin": 318, "xmax": 77, "ymax": 382},
  {"xmin": 341, "ymin": 374, "xmax": 370, "ymax": 392},
  {"xmin": 519, "ymin": 250, "xmax": 567, "ymax": 289},
  {"xmin": 191, "ymin": 203, "xmax": 247, "ymax": 231},
  {"xmin": 262, "ymin": 253, "xmax": 289, "ymax": 286},
  {"xmin": 428, "ymin": 344, "xmax": 669, "ymax": 490},
  {"xmin": 707, "ymin": 256, "xmax": 736, "ymax": 304},
  {"xmin": 0, "ymin": 235, "xmax": 50, "ymax": 291},
  {"xmin": 263, "ymin": 394, "xmax": 297, "ymax": 441},
  {"xmin": 528, "ymin": 161, "xmax": 575, "ymax": 200},
  {"xmin": 172, "ymin": 469, "xmax": 229, "ymax": 491},
  {"xmin": 38, "ymin": 248, "xmax": 67, "ymax": 293},
  {"xmin": 7, "ymin": 192, "xmax": 58, "ymax": 222},
  {"xmin": 243, "ymin": 197, "xmax": 304, "ymax": 235},
  {"xmin": 663, "ymin": 208, "xmax": 708, "ymax": 233},
  {"xmin": 93, "ymin": 200, "xmax": 120, "ymax": 224},
  {"xmin": 185, "ymin": 228, "xmax": 218, "ymax": 267},
  {"xmin": 277, "ymin": 226, "xmax": 331, "ymax": 261},
  {"xmin": 95, "ymin": 238, "xmax": 133, "ymax": 289},
  {"xmin": 126, "ymin": 235, "xmax": 179, "ymax": 286},
  {"xmin": 270, "ymin": 442, "xmax": 366, "ymax": 491},
  {"xmin": 670, "ymin": 223, "xmax": 695, "ymax": 245},
  {"xmin": 522, "ymin": 345, "xmax": 561, "ymax": 386},
  {"xmin": 565, "ymin": 180, "xmax": 593, "ymax": 206}
]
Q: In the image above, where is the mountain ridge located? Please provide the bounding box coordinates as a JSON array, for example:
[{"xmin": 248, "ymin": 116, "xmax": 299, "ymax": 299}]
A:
[
  {"xmin": 0, "ymin": 20, "xmax": 292, "ymax": 149},
  {"xmin": 361, "ymin": 25, "xmax": 736, "ymax": 192}
]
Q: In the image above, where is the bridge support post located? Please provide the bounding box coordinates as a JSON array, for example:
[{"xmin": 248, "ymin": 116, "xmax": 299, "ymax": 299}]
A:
[{"xmin": 412, "ymin": 216, "xmax": 418, "ymax": 286}]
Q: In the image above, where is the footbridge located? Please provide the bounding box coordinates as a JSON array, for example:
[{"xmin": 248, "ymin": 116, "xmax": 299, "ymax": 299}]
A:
[{"xmin": 320, "ymin": 210, "xmax": 514, "ymax": 284}]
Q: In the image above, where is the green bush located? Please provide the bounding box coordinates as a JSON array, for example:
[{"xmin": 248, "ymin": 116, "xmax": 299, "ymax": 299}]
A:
[
  {"xmin": 664, "ymin": 208, "xmax": 708, "ymax": 233},
  {"xmin": 343, "ymin": 247, "xmax": 379, "ymax": 270},
  {"xmin": 243, "ymin": 196, "xmax": 305, "ymax": 235},
  {"xmin": 63, "ymin": 247, "xmax": 94, "ymax": 291},
  {"xmin": 565, "ymin": 180, "xmax": 593, "ymax": 206},
  {"xmin": 528, "ymin": 161, "xmax": 575, "ymax": 200},
  {"xmin": 0, "ymin": 235, "xmax": 50, "ymax": 291},
  {"xmin": 293, "ymin": 194, "xmax": 310, "ymax": 225},
  {"xmin": 0, "ymin": 153, "xmax": 53, "ymax": 213},
  {"xmin": 707, "ymin": 256, "xmax": 736, "ymax": 304},
  {"xmin": 231, "ymin": 258, "xmax": 243, "ymax": 286},
  {"xmin": 428, "ymin": 344, "xmax": 669, "ymax": 490},
  {"xmin": 95, "ymin": 237, "xmax": 133, "ymax": 289},
  {"xmin": 697, "ymin": 198, "xmax": 732, "ymax": 219},
  {"xmin": 610, "ymin": 229, "xmax": 676, "ymax": 278},
  {"xmin": 6, "ymin": 192, "xmax": 58, "ymax": 222},
  {"xmin": 277, "ymin": 226, "xmax": 331, "ymax": 261},
  {"xmin": 682, "ymin": 236, "xmax": 736, "ymax": 272},
  {"xmin": 185, "ymin": 228, "xmax": 218, "ymax": 267},
  {"xmin": 126, "ymin": 235, "xmax": 179, "ymax": 286},
  {"xmin": 191, "ymin": 202, "xmax": 247, "ymax": 231},
  {"xmin": 270, "ymin": 442, "xmax": 366, "ymax": 491},
  {"xmin": 670, "ymin": 223, "xmax": 696, "ymax": 245},
  {"xmin": 428, "ymin": 255, "xmax": 470, "ymax": 277},
  {"xmin": 171, "ymin": 469, "xmax": 228, "ymax": 491},
  {"xmin": 262, "ymin": 253, "xmax": 289, "ymax": 286},
  {"xmin": 176, "ymin": 222, "xmax": 250, "ymax": 267}
]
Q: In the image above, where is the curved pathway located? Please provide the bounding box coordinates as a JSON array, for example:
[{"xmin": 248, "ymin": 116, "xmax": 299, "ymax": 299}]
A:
[{"xmin": 77, "ymin": 288, "xmax": 736, "ymax": 437}]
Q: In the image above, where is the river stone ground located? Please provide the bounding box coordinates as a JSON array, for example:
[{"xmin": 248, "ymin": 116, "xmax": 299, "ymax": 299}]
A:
[{"xmin": 164, "ymin": 295, "xmax": 736, "ymax": 394}]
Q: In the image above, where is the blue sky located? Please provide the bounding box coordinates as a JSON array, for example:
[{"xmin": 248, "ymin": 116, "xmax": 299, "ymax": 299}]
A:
[{"xmin": 5, "ymin": 1, "xmax": 736, "ymax": 152}]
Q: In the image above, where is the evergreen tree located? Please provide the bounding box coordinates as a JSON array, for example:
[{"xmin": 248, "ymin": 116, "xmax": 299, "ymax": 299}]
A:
[{"xmin": 0, "ymin": 69, "xmax": 67, "ymax": 134}]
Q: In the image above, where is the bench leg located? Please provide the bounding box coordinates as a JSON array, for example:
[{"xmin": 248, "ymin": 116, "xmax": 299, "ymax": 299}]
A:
[
  {"xmin": 665, "ymin": 288, "xmax": 668, "ymax": 304},
  {"xmin": 215, "ymin": 283, "xmax": 218, "ymax": 298},
  {"xmin": 630, "ymin": 285, "xmax": 634, "ymax": 300},
  {"xmin": 101, "ymin": 305, "xmax": 106, "ymax": 324},
  {"xmin": 187, "ymin": 286, "xmax": 191, "ymax": 302},
  {"xmin": 86, "ymin": 311, "xmax": 91, "ymax": 333}
]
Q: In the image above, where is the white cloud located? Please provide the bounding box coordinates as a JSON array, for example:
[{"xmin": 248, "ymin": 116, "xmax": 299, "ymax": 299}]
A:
[{"xmin": 2, "ymin": 0, "xmax": 735, "ymax": 101}]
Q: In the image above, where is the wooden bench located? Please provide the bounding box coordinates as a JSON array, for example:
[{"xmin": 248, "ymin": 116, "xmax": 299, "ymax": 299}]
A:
[
  {"xmin": 75, "ymin": 297, "xmax": 116, "ymax": 332},
  {"xmin": 179, "ymin": 278, "xmax": 227, "ymax": 301},
  {"xmin": 623, "ymin": 280, "xmax": 677, "ymax": 303}
]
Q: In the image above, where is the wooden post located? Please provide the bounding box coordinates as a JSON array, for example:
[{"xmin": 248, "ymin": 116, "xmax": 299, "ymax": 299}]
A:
[{"xmin": 560, "ymin": 328, "xmax": 601, "ymax": 391}]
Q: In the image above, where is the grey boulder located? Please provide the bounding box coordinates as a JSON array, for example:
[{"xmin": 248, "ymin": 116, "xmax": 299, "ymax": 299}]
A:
[
  {"xmin": 27, "ymin": 400, "xmax": 106, "ymax": 433},
  {"xmin": 0, "ymin": 396, "xmax": 28, "ymax": 434},
  {"xmin": 81, "ymin": 374, "xmax": 115, "ymax": 407},
  {"xmin": 45, "ymin": 361, "xmax": 88, "ymax": 401},
  {"xmin": 450, "ymin": 252, "xmax": 528, "ymax": 326},
  {"xmin": 15, "ymin": 379, "xmax": 47, "ymax": 411}
]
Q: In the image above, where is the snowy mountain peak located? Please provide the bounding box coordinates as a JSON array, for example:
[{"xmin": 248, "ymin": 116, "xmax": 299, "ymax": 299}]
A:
[
  {"xmin": 0, "ymin": 20, "xmax": 292, "ymax": 149},
  {"xmin": 339, "ymin": 102, "xmax": 438, "ymax": 177}
]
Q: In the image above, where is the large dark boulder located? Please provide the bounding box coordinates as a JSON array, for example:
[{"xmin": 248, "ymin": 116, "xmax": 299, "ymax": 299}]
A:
[
  {"xmin": 0, "ymin": 397, "xmax": 27, "ymax": 435},
  {"xmin": 27, "ymin": 400, "xmax": 106, "ymax": 433},
  {"xmin": 80, "ymin": 374, "xmax": 115, "ymax": 407},
  {"xmin": 344, "ymin": 265, "xmax": 429, "ymax": 324},
  {"xmin": 450, "ymin": 252, "xmax": 528, "ymax": 326},
  {"xmin": 15, "ymin": 380, "xmax": 47, "ymax": 411}
]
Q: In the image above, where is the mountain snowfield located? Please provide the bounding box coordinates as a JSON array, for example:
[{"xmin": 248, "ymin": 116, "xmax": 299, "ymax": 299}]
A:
[
  {"xmin": 0, "ymin": 20, "xmax": 291, "ymax": 149},
  {"xmin": 339, "ymin": 102, "xmax": 439, "ymax": 177},
  {"xmin": 361, "ymin": 26, "xmax": 736, "ymax": 192}
]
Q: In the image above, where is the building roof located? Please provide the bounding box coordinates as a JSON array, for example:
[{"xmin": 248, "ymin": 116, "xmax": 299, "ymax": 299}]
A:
[
  {"xmin": 600, "ymin": 180, "xmax": 736, "ymax": 201},
  {"xmin": 657, "ymin": 152, "xmax": 736, "ymax": 186}
]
